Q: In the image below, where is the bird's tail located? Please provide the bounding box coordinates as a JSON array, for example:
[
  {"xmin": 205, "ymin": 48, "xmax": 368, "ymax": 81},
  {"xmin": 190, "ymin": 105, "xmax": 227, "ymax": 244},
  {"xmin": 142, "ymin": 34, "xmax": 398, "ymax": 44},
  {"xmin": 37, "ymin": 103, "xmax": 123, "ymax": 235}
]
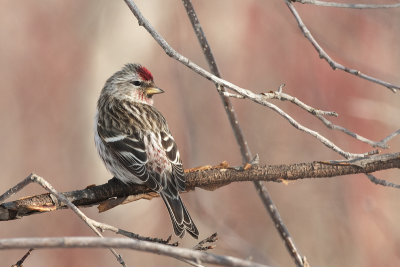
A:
[{"xmin": 161, "ymin": 193, "xmax": 199, "ymax": 239}]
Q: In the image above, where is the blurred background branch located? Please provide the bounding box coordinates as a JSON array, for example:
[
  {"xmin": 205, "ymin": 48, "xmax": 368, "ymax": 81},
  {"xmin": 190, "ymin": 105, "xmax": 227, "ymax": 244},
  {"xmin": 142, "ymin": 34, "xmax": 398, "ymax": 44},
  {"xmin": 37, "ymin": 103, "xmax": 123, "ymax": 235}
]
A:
[
  {"xmin": 286, "ymin": 0, "xmax": 400, "ymax": 91},
  {"xmin": 294, "ymin": 0, "xmax": 400, "ymax": 9},
  {"xmin": 180, "ymin": 0, "xmax": 306, "ymax": 265}
]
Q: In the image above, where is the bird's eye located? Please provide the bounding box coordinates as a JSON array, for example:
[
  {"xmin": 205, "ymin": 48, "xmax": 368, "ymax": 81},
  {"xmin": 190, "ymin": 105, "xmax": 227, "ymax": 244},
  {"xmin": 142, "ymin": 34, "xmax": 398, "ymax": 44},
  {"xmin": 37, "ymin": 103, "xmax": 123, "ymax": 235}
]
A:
[{"xmin": 131, "ymin": 81, "xmax": 141, "ymax": 86}]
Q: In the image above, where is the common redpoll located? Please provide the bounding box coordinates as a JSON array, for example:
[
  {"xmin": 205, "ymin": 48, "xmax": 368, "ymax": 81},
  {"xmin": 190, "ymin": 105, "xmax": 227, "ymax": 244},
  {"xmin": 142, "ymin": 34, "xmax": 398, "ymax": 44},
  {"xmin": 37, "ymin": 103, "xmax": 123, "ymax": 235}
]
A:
[{"xmin": 94, "ymin": 63, "xmax": 198, "ymax": 239}]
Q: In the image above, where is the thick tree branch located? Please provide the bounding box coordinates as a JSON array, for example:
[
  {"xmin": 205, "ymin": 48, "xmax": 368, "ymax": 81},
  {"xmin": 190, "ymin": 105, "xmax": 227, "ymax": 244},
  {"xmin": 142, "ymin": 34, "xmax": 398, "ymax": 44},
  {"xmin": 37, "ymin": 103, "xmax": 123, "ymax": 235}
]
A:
[{"xmin": 1, "ymin": 152, "xmax": 399, "ymax": 221}]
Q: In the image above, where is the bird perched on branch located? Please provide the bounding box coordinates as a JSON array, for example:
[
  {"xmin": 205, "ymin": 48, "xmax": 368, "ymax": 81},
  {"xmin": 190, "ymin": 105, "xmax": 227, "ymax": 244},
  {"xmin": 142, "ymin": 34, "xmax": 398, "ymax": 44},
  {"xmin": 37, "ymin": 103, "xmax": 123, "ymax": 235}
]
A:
[{"xmin": 94, "ymin": 63, "xmax": 198, "ymax": 238}]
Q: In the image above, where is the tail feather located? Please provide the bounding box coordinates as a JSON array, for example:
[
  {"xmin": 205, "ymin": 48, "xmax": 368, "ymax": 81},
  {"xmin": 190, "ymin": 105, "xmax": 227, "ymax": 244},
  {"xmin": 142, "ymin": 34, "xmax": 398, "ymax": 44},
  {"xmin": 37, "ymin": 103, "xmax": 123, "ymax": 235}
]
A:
[{"xmin": 161, "ymin": 193, "xmax": 199, "ymax": 239}]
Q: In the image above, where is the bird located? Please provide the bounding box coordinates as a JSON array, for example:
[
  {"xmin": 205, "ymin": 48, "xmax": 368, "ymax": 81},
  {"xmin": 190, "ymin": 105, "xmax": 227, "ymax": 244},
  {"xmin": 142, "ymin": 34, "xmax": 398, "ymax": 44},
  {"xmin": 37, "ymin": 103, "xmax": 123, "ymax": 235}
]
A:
[{"xmin": 94, "ymin": 63, "xmax": 199, "ymax": 239}]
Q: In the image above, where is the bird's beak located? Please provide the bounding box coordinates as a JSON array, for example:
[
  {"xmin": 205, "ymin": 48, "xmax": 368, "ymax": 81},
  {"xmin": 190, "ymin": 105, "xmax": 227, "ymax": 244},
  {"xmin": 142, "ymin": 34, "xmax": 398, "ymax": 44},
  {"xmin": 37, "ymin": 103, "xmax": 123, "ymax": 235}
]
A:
[{"xmin": 145, "ymin": 87, "xmax": 164, "ymax": 96}]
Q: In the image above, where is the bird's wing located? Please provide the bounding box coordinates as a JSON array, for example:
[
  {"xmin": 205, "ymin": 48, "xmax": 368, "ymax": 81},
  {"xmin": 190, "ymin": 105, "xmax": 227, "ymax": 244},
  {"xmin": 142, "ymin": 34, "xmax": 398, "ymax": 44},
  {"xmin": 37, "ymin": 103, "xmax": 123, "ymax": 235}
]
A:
[
  {"xmin": 97, "ymin": 124, "xmax": 186, "ymax": 196},
  {"xmin": 97, "ymin": 124, "xmax": 163, "ymax": 192},
  {"xmin": 159, "ymin": 130, "xmax": 186, "ymax": 197}
]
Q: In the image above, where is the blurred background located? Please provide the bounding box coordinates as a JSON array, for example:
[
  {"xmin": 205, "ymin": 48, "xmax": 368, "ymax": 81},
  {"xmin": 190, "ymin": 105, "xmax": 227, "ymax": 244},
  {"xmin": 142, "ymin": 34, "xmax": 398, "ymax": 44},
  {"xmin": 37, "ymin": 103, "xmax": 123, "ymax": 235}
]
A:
[{"xmin": 1, "ymin": 1, "xmax": 400, "ymax": 266}]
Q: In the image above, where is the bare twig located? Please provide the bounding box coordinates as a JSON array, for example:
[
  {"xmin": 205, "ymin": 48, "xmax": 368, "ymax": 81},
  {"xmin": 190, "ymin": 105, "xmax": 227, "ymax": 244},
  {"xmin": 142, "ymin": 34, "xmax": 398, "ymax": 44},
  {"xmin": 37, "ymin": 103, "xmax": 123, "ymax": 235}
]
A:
[
  {"xmin": 0, "ymin": 174, "xmax": 126, "ymax": 267},
  {"xmin": 376, "ymin": 129, "xmax": 400, "ymax": 148},
  {"xmin": 87, "ymin": 219, "xmax": 175, "ymax": 245},
  {"xmin": 285, "ymin": 0, "xmax": 400, "ymax": 92},
  {"xmin": 175, "ymin": 233, "xmax": 219, "ymax": 267},
  {"xmin": 260, "ymin": 100, "xmax": 373, "ymax": 159},
  {"xmin": 178, "ymin": 0, "xmax": 252, "ymax": 161},
  {"xmin": 123, "ymin": 0, "xmax": 375, "ymax": 160},
  {"xmin": 180, "ymin": 1, "xmax": 306, "ymax": 266},
  {"xmin": 224, "ymin": 84, "xmax": 397, "ymax": 150},
  {"xmin": 0, "ymin": 176, "xmax": 34, "ymax": 204},
  {"xmin": 295, "ymin": 0, "xmax": 400, "ymax": 9},
  {"xmin": 193, "ymin": 232, "xmax": 218, "ymax": 251},
  {"xmin": 0, "ymin": 237, "xmax": 269, "ymax": 267},
  {"xmin": 366, "ymin": 173, "xmax": 400, "ymax": 189},
  {"xmin": 316, "ymin": 116, "xmax": 391, "ymax": 149},
  {"xmin": 262, "ymin": 85, "xmax": 394, "ymax": 149},
  {"xmin": 217, "ymin": 85, "xmax": 245, "ymax": 99},
  {"xmin": 12, "ymin": 248, "xmax": 34, "ymax": 267},
  {"xmin": 262, "ymin": 84, "xmax": 338, "ymax": 117}
]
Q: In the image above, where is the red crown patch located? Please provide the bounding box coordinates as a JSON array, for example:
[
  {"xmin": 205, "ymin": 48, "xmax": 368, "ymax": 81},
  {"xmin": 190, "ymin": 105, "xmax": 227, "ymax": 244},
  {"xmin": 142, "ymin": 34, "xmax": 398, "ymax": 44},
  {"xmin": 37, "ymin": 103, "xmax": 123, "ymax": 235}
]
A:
[{"xmin": 138, "ymin": 66, "xmax": 153, "ymax": 81}]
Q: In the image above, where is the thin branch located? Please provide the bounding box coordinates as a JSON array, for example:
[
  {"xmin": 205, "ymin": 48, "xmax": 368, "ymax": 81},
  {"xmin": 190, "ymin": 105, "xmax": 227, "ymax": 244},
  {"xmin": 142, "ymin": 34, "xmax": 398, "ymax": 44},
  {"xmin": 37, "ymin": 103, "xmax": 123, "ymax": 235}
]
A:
[
  {"xmin": 258, "ymin": 190, "xmax": 304, "ymax": 266},
  {"xmin": 377, "ymin": 129, "xmax": 400, "ymax": 148},
  {"xmin": 193, "ymin": 233, "xmax": 218, "ymax": 251},
  {"xmin": 366, "ymin": 173, "xmax": 400, "ymax": 189},
  {"xmin": 0, "ymin": 176, "xmax": 175, "ymax": 245},
  {"xmin": 12, "ymin": 248, "xmax": 34, "ymax": 267},
  {"xmin": 0, "ymin": 237, "xmax": 269, "ymax": 267},
  {"xmin": 169, "ymin": 233, "xmax": 218, "ymax": 267},
  {"xmin": 180, "ymin": 1, "xmax": 306, "ymax": 266},
  {"xmin": 87, "ymin": 219, "xmax": 175, "ymax": 245},
  {"xmin": 217, "ymin": 85, "xmax": 245, "ymax": 99},
  {"xmin": 316, "ymin": 115, "xmax": 391, "ymax": 149},
  {"xmin": 174, "ymin": 233, "xmax": 219, "ymax": 267},
  {"xmin": 261, "ymin": 85, "xmax": 393, "ymax": 149},
  {"xmin": 258, "ymin": 98, "xmax": 373, "ymax": 159},
  {"xmin": 262, "ymin": 84, "xmax": 338, "ymax": 117},
  {"xmin": 2, "ymin": 152, "xmax": 399, "ymax": 221},
  {"xmin": 123, "ymin": 0, "xmax": 376, "ymax": 160},
  {"xmin": 222, "ymin": 83, "xmax": 396, "ymax": 151},
  {"xmin": 0, "ymin": 176, "xmax": 33, "ymax": 203},
  {"xmin": 0, "ymin": 174, "xmax": 126, "ymax": 267},
  {"xmin": 295, "ymin": 0, "xmax": 400, "ymax": 9},
  {"xmin": 179, "ymin": 0, "xmax": 252, "ymax": 162},
  {"xmin": 285, "ymin": 0, "xmax": 400, "ymax": 92}
]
